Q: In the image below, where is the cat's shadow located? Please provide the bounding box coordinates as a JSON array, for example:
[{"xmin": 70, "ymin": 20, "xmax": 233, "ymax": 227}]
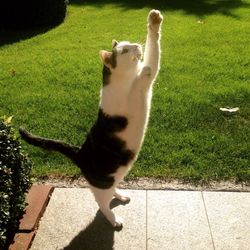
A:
[{"xmin": 63, "ymin": 198, "xmax": 129, "ymax": 250}]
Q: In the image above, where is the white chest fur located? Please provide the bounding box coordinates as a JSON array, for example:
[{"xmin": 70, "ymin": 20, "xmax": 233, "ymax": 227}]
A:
[{"xmin": 100, "ymin": 70, "xmax": 153, "ymax": 154}]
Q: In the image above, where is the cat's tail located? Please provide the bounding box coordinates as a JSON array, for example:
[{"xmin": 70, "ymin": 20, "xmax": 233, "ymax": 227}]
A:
[{"xmin": 19, "ymin": 127, "xmax": 80, "ymax": 162}]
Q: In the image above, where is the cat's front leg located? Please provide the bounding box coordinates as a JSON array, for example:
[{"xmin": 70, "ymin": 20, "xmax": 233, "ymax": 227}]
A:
[
  {"xmin": 147, "ymin": 9, "xmax": 163, "ymax": 35},
  {"xmin": 143, "ymin": 10, "xmax": 163, "ymax": 81},
  {"xmin": 140, "ymin": 66, "xmax": 151, "ymax": 78},
  {"xmin": 137, "ymin": 66, "xmax": 152, "ymax": 91}
]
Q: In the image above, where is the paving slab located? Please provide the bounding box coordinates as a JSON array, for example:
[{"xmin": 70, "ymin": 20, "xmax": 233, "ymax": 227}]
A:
[
  {"xmin": 30, "ymin": 188, "xmax": 250, "ymax": 250},
  {"xmin": 111, "ymin": 189, "xmax": 146, "ymax": 250},
  {"xmin": 30, "ymin": 188, "xmax": 146, "ymax": 250},
  {"xmin": 147, "ymin": 191, "xmax": 214, "ymax": 250},
  {"xmin": 203, "ymin": 191, "xmax": 250, "ymax": 250}
]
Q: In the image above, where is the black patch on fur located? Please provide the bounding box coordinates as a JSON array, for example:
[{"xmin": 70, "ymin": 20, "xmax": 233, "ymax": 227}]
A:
[
  {"xmin": 20, "ymin": 111, "xmax": 134, "ymax": 189},
  {"xmin": 102, "ymin": 49, "xmax": 117, "ymax": 86},
  {"xmin": 102, "ymin": 65, "xmax": 111, "ymax": 86},
  {"xmin": 121, "ymin": 48, "xmax": 129, "ymax": 54},
  {"xmin": 76, "ymin": 109, "xmax": 135, "ymax": 189},
  {"xmin": 109, "ymin": 49, "xmax": 117, "ymax": 68}
]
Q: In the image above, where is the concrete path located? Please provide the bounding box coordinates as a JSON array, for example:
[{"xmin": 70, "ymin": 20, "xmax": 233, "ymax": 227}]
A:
[{"xmin": 30, "ymin": 188, "xmax": 250, "ymax": 250}]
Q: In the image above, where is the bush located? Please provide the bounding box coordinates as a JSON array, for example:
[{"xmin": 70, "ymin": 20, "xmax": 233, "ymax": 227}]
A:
[
  {"xmin": 0, "ymin": 118, "xmax": 32, "ymax": 249},
  {"xmin": 0, "ymin": 0, "xmax": 68, "ymax": 29}
]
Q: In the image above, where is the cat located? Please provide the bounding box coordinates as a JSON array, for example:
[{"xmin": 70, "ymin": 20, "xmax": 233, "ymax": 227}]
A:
[{"xmin": 19, "ymin": 9, "xmax": 163, "ymax": 228}]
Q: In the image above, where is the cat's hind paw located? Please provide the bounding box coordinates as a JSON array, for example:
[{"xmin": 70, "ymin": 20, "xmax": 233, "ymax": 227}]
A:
[
  {"xmin": 148, "ymin": 9, "xmax": 163, "ymax": 32},
  {"xmin": 114, "ymin": 189, "xmax": 131, "ymax": 203},
  {"xmin": 112, "ymin": 215, "xmax": 123, "ymax": 228}
]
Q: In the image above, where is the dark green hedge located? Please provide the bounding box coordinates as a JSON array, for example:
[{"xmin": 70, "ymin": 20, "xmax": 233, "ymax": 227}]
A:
[
  {"xmin": 0, "ymin": 119, "xmax": 32, "ymax": 249},
  {"xmin": 0, "ymin": 0, "xmax": 68, "ymax": 29}
]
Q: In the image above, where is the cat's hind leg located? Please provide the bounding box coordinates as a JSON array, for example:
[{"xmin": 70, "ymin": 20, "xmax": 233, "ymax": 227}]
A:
[
  {"xmin": 91, "ymin": 186, "xmax": 123, "ymax": 228},
  {"xmin": 114, "ymin": 188, "xmax": 131, "ymax": 203}
]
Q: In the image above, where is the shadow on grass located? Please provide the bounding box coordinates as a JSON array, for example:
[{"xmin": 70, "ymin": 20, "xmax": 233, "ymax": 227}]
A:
[
  {"xmin": 0, "ymin": 27, "xmax": 53, "ymax": 47},
  {"xmin": 1, "ymin": 0, "xmax": 248, "ymax": 47},
  {"xmin": 70, "ymin": 0, "xmax": 249, "ymax": 17},
  {"xmin": 63, "ymin": 198, "xmax": 127, "ymax": 250}
]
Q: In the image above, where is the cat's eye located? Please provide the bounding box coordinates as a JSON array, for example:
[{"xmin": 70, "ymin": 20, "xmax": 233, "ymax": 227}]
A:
[{"xmin": 121, "ymin": 48, "xmax": 129, "ymax": 54}]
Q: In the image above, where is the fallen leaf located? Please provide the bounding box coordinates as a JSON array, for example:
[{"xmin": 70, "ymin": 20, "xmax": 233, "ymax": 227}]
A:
[
  {"xmin": 10, "ymin": 69, "xmax": 16, "ymax": 76},
  {"xmin": 219, "ymin": 107, "xmax": 239, "ymax": 113},
  {"xmin": 4, "ymin": 116, "xmax": 13, "ymax": 124}
]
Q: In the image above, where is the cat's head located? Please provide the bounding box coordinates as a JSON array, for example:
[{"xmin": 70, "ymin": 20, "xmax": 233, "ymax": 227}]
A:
[{"xmin": 99, "ymin": 40, "xmax": 142, "ymax": 74}]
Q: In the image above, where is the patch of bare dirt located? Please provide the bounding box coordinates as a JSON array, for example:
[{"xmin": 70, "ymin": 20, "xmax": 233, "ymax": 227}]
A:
[{"xmin": 34, "ymin": 176, "xmax": 250, "ymax": 192}]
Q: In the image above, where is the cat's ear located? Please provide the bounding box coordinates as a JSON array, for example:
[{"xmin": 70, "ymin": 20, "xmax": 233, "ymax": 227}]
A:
[
  {"xmin": 112, "ymin": 40, "xmax": 118, "ymax": 48},
  {"xmin": 99, "ymin": 50, "xmax": 112, "ymax": 67}
]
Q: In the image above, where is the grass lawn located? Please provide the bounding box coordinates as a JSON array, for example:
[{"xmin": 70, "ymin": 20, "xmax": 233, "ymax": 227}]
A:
[{"xmin": 0, "ymin": 0, "xmax": 249, "ymax": 183}]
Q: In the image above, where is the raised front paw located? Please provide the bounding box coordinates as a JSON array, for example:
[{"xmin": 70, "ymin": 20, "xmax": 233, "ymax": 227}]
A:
[
  {"xmin": 148, "ymin": 9, "xmax": 163, "ymax": 32},
  {"xmin": 141, "ymin": 66, "xmax": 151, "ymax": 78}
]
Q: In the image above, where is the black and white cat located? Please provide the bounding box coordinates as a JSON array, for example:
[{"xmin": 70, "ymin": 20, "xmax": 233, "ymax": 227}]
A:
[{"xmin": 20, "ymin": 10, "xmax": 163, "ymax": 228}]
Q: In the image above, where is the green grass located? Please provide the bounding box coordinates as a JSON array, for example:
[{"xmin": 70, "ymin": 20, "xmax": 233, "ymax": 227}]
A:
[{"xmin": 0, "ymin": 0, "xmax": 249, "ymax": 183}]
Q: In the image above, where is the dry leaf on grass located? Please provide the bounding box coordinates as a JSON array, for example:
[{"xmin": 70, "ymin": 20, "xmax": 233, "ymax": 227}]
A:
[{"xmin": 219, "ymin": 107, "xmax": 239, "ymax": 113}]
